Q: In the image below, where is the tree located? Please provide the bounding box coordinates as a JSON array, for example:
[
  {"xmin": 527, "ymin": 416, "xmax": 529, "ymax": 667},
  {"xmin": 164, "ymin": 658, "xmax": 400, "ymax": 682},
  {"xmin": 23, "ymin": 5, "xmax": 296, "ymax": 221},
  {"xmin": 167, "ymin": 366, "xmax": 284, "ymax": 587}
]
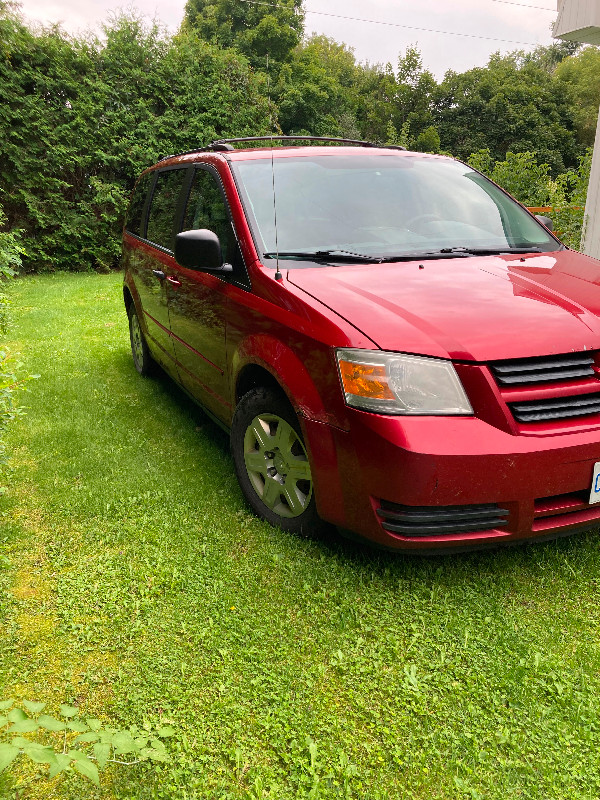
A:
[
  {"xmin": 434, "ymin": 52, "xmax": 580, "ymax": 173},
  {"xmin": 556, "ymin": 46, "xmax": 600, "ymax": 146},
  {"xmin": 353, "ymin": 62, "xmax": 398, "ymax": 143},
  {"xmin": 415, "ymin": 125, "xmax": 440, "ymax": 153},
  {"xmin": 353, "ymin": 48, "xmax": 436, "ymax": 147},
  {"xmin": 392, "ymin": 47, "xmax": 436, "ymax": 140},
  {"xmin": 520, "ymin": 40, "xmax": 580, "ymax": 72},
  {"xmin": 183, "ymin": 0, "xmax": 304, "ymax": 69},
  {"xmin": 275, "ymin": 35, "xmax": 360, "ymax": 136},
  {"xmin": 0, "ymin": 9, "xmax": 104, "ymax": 269}
]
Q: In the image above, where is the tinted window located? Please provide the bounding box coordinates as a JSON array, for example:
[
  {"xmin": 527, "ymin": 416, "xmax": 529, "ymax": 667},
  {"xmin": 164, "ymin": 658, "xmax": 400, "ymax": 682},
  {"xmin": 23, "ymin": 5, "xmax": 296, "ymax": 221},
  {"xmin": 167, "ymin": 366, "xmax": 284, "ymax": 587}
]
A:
[
  {"xmin": 126, "ymin": 172, "xmax": 153, "ymax": 236},
  {"xmin": 183, "ymin": 168, "xmax": 238, "ymax": 265},
  {"xmin": 146, "ymin": 169, "xmax": 188, "ymax": 250}
]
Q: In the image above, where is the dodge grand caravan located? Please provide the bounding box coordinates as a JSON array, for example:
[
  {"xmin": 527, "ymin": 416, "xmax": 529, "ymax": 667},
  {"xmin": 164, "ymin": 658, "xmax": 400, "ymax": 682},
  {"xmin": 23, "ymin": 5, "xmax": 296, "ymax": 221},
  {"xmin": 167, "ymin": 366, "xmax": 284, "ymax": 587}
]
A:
[{"xmin": 122, "ymin": 136, "xmax": 600, "ymax": 552}]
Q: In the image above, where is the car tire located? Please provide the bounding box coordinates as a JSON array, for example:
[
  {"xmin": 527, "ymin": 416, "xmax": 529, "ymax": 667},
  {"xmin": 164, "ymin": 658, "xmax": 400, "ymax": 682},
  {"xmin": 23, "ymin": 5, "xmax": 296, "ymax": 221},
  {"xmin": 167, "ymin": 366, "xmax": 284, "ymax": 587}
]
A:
[
  {"xmin": 231, "ymin": 387, "xmax": 323, "ymax": 537},
  {"xmin": 128, "ymin": 304, "xmax": 154, "ymax": 376}
]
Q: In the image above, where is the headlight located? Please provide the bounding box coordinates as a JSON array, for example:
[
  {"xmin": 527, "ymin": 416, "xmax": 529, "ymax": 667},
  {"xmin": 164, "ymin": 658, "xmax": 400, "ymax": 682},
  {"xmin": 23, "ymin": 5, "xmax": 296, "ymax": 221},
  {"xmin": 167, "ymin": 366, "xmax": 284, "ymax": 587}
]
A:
[{"xmin": 336, "ymin": 349, "xmax": 473, "ymax": 416}]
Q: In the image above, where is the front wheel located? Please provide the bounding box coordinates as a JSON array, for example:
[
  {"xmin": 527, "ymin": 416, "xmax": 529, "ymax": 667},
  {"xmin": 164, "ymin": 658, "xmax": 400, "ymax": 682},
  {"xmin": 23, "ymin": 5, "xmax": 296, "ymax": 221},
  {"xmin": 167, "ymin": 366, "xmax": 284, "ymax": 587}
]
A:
[{"xmin": 231, "ymin": 388, "xmax": 323, "ymax": 536}]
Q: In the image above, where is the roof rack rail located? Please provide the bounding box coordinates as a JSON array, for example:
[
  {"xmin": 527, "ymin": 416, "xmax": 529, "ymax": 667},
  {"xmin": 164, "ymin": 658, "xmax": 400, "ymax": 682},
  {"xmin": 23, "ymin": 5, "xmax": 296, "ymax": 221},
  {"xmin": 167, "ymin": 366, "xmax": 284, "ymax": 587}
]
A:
[
  {"xmin": 210, "ymin": 142, "xmax": 236, "ymax": 151},
  {"xmin": 157, "ymin": 147, "xmax": 209, "ymax": 162},
  {"xmin": 209, "ymin": 136, "xmax": 406, "ymax": 151},
  {"xmin": 157, "ymin": 136, "xmax": 407, "ymax": 161}
]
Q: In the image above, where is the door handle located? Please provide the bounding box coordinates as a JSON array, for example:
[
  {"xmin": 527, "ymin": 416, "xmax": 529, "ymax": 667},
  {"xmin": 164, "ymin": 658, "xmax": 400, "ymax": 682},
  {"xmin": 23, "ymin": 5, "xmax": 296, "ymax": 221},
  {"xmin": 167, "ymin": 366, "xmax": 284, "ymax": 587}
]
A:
[
  {"xmin": 152, "ymin": 269, "xmax": 165, "ymax": 281},
  {"xmin": 166, "ymin": 276, "xmax": 182, "ymax": 289}
]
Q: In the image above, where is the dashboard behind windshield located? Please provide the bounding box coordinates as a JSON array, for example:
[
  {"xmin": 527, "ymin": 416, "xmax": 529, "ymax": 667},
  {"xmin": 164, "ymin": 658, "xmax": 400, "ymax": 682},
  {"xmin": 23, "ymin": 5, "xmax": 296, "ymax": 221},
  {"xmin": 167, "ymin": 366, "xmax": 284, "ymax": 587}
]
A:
[{"xmin": 231, "ymin": 153, "xmax": 558, "ymax": 264}]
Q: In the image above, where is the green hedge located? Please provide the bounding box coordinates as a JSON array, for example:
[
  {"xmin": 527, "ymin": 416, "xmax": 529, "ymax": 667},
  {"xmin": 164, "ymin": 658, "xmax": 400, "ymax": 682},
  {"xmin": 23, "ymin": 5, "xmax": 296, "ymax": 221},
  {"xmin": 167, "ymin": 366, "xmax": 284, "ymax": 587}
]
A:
[{"xmin": 0, "ymin": 10, "xmax": 271, "ymax": 272}]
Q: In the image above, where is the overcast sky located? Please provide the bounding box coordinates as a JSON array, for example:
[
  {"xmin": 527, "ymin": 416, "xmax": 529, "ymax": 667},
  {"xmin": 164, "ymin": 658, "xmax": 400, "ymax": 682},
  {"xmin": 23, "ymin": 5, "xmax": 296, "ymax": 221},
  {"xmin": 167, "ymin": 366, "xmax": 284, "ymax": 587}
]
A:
[{"xmin": 16, "ymin": 0, "xmax": 558, "ymax": 78}]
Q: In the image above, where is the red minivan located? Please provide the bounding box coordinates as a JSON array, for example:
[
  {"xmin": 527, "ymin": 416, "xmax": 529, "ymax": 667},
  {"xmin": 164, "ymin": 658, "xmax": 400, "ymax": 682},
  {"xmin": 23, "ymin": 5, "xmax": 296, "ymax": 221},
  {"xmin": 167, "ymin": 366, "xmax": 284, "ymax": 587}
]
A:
[{"xmin": 122, "ymin": 137, "xmax": 600, "ymax": 552}]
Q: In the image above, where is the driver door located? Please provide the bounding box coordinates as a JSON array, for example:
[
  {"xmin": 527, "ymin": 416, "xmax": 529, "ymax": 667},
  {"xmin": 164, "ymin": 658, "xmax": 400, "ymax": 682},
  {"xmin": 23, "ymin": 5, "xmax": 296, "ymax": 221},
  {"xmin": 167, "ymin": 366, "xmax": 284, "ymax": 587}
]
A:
[{"xmin": 167, "ymin": 165, "xmax": 245, "ymax": 420}]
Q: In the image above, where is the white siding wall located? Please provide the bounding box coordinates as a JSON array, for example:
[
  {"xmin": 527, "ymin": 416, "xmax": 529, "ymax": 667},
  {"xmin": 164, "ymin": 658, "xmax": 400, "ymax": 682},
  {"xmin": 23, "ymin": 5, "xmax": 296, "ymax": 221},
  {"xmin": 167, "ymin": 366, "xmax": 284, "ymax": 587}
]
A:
[
  {"xmin": 583, "ymin": 112, "xmax": 600, "ymax": 260},
  {"xmin": 554, "ymin": 0, "xmax": 600, "ymax": 258}
]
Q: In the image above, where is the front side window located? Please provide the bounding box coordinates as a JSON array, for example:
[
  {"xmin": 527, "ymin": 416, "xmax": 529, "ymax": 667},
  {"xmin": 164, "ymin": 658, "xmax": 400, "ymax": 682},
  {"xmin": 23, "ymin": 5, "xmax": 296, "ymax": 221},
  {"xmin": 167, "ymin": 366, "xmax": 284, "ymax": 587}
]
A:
[
  {"xmin": 182, "ymin": 168, "xmax": 238, "ymax": 265},
  {"xmin": 146, "ymin": 168, "xmax": 188, "ymax": 251}
]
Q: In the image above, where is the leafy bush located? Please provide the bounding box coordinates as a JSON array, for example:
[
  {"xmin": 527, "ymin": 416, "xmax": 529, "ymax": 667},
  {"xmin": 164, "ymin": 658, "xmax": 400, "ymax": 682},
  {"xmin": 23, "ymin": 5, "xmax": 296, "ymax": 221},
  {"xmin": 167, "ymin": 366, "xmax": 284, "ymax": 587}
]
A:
[
  {"xmin": 0, "ymin": 203, "xmax": 25, "ymax": 333},
  {"xmin": 547, "ymin": 147, "xmax": 592, "ymax": 250},
  {"xmin": 415, "ymin": 125, "xmax": 441, "ymax": 153},
  {"xmin": 0, "ymin": 210, "xmax": 24, "ymax": 282},
  {"xmin": 0, "ymin": 201, "xmax": 31, "ymax": 483}
]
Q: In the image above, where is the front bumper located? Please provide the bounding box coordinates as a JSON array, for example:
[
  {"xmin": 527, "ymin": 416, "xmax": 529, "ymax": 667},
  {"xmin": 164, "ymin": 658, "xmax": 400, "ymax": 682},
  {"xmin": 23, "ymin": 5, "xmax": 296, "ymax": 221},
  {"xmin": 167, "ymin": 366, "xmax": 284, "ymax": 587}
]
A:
[{"xmin": 302, "ymin": 410, "xmax": 600, "ymax": 551}]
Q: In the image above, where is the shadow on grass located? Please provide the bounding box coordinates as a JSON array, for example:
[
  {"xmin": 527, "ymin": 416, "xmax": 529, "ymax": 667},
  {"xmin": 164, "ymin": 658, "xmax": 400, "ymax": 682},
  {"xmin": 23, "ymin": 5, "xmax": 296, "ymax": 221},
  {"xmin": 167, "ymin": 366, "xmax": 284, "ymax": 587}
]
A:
[
  {"xmin": 130, "ymin": 355, "xmax": 600, "ymax": 593},
  {"xmin": 132, "ymin": 357, "xmax": 230, "ymax": 448}
]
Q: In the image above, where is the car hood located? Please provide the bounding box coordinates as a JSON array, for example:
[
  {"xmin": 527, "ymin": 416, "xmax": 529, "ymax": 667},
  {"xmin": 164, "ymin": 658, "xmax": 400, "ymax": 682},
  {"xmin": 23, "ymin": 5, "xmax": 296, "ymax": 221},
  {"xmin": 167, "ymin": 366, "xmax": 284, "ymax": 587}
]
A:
[{"xmin": 286, "ymin": 250, "xmax": 600, "ymax": 361}]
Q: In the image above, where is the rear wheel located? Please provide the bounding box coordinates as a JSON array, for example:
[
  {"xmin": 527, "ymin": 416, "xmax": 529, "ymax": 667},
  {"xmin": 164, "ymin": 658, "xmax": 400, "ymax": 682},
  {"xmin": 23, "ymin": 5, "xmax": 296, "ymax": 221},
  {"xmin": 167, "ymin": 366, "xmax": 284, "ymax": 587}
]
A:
[
  {"xmin": 231, "ymin": 387, "xmax": 322, "ymax": 536},
  {"xmin": 128, "ymin": 304, "xmax": 154, "ymax": 376}
]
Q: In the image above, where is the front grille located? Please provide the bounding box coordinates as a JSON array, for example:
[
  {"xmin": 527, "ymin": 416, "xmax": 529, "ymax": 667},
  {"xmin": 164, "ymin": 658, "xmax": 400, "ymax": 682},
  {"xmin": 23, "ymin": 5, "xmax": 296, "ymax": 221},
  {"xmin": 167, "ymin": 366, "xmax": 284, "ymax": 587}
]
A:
[
  {"xmin": 490, "ymin": 352, "xmax": 596, "ymax": 386},
  {"xmin": 377, "ymin": 501, "xmax": 509, "ymax": 537},
  {"xmin": 509, "ymin": 392, "xmax": 600, "ymax": 423},
  {"xmin": 487, "ymin": 350, "xmax": 600, "ymax": 427}
]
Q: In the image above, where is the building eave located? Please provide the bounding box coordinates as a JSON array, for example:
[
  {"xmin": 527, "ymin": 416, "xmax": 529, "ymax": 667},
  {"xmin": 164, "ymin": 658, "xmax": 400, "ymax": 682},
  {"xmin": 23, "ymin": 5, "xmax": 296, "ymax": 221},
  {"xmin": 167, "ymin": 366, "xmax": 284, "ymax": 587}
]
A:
[{"xmin": 553, "ymin": 0, "xmax": 600, "ymax": 46}]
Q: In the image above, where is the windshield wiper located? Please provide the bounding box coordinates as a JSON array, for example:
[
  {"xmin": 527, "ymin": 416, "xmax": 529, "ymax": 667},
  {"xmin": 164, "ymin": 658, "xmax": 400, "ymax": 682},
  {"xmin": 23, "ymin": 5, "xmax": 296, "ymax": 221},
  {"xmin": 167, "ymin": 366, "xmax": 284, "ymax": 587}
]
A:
[
  {"xmin": 439, "ymin": 246, "xmax": 544, "ymax": 255},
  {"xmin": 263, "ymin": 249, "xmax": 476, "ymax": 264},
  {"xmin": 263, "ymin": 249, "xmax": 383, "ymax": 263},
  {"xmin": 262, "ymin": 246, "xmax": 545, "ymax": 264}
]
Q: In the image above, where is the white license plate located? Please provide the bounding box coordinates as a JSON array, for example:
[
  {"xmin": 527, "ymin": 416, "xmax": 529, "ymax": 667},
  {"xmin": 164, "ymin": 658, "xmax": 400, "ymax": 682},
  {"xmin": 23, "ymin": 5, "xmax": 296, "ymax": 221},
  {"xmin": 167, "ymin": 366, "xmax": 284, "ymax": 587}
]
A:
[{"xmin": 590, "ymin": 462, "xmax": 600, "ymax": 504}]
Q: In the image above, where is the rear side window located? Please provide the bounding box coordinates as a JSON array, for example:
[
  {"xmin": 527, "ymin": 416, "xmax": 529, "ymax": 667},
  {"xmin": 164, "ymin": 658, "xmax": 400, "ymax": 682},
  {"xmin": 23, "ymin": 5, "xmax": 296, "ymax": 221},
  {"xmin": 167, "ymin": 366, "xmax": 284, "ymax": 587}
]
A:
[
  {"xmin": 125, "ymin": 173, "xmax": 153, "ymax": 236},
  {"xmin": 146, "ymin": 168, "xmax": 188, "ymax": 251}
]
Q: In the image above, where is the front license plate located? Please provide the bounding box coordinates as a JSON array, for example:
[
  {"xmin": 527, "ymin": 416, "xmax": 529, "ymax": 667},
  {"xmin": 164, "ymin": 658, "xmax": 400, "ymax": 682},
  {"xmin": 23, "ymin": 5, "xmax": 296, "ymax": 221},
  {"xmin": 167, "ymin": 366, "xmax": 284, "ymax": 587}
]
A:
[{"xmin": 590, "ymin": 462, "xmax": 600, "ymax": 504}]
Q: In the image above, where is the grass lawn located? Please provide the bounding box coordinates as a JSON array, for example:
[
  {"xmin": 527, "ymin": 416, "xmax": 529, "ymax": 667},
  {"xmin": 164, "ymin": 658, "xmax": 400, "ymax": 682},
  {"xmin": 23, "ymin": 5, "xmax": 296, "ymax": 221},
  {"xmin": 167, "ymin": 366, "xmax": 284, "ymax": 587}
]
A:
[{"xmin": 2, "ymin": 272, "xmax": 600, "ymax": 799}]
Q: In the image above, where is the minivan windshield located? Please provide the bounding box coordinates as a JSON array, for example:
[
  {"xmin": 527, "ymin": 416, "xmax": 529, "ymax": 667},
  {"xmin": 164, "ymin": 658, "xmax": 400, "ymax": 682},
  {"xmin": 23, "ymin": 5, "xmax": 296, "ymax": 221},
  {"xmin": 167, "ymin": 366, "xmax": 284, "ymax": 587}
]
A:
[{"xmin": 232, "ymin": 153, "xmax": 559, "ymax": 264}]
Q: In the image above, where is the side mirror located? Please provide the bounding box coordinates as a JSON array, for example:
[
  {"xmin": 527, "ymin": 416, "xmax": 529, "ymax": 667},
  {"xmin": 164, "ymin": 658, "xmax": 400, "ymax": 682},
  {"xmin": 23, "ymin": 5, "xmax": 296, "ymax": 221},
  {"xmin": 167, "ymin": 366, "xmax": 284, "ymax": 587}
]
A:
[
  {"xmin": 175, "ymin": 229, "xmax": 224, "ymax": 271},
  {"xmin": 535, "ymin": 215, "xmax": 554, "ymax": 232}
]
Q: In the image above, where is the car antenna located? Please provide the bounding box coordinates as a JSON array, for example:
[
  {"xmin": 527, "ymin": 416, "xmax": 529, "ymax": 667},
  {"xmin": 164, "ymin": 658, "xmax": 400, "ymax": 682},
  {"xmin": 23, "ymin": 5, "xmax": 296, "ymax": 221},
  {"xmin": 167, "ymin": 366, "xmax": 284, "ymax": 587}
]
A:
[
  {"xmin": 267, "ymin": 54, "xmax": 283, "ymax": 282},
  {"xmin": 270, "ymin": 140, "xmax": 282, "ymax": 282}
]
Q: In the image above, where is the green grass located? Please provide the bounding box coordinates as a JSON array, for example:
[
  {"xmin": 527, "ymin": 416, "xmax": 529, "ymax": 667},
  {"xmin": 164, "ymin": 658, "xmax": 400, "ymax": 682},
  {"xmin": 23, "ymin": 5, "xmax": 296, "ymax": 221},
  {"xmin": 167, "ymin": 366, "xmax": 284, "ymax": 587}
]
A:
[{"xmin": 2, "ymin": 272, "xmax": 600, "ymax": 799}]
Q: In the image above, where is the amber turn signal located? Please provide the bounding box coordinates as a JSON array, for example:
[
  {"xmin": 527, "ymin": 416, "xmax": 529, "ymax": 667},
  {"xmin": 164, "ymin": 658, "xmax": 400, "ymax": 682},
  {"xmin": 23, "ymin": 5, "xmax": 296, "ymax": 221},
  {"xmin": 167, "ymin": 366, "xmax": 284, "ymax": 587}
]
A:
[{"xmin": 338, "ymin": 359, "xmax": 395, "ymax": 400}]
